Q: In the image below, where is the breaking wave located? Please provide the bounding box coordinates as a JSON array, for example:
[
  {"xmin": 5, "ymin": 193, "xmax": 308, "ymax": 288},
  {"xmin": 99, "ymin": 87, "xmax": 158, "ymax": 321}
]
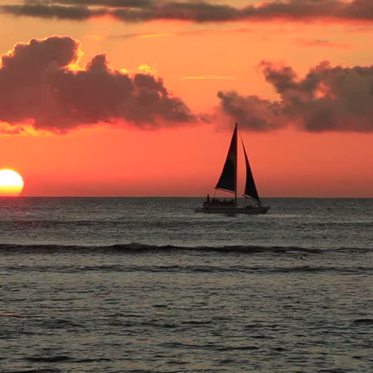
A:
[{"xmin": 0, "ymin": 242, "xmax": 370, "ymax": 254}]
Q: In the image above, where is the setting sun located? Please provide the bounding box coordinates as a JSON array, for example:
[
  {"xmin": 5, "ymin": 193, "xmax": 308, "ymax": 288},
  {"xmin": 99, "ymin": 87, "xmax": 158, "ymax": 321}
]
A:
[{"xmin": 0, "ymin": 169, "xmax": 24, "ymax": 197}]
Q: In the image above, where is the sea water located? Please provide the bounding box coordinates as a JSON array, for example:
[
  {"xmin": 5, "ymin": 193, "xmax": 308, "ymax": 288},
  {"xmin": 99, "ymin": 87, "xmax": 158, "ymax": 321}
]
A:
[{"xmin": 0, "ymin": 198, "xmax": 372, "ymax": 372}]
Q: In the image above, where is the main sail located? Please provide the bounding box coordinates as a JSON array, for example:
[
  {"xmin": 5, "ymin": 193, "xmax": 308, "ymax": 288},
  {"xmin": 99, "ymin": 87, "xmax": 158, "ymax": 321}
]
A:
[
  {"xmin": 242, "ymin": 140, "xmax": 260, "ymax": 202},
  {"xmin": 215, "ymin": 125, "xmax": 237, "ymax": 194}
]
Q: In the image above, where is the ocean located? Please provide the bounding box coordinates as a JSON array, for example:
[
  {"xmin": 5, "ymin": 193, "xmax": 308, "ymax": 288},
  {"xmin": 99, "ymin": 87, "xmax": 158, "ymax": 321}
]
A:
[{"xmin": 0, "ymin": 197, "xmax": 372, "ymax": 372}]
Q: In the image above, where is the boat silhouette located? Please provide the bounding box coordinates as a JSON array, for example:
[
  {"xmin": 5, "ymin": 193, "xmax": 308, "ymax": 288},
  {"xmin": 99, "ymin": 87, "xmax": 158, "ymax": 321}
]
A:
[{"xmin": 196, "ymin": 123, "xmax": 270, "ymax": 214}]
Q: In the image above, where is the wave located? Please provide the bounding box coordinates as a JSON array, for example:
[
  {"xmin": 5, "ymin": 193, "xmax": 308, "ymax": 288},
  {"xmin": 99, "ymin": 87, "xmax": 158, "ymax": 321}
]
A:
[
  {"xmin": 25, "ymin": 356, "xmax": 72, "ymax": 363},
  {"xmin": 352, "ymin": 318, "xmax": 373, "ymax": 325},
  {"xmin": 2, "ymin": 263, "xmax": 371, "ymax": 275},
  {"xmin": 10, "ymin": 370, "xmax": 62, "ymax": 373},
  {"xmin": 0, "ymin": 242, "xmax": 371, "ymax": 254}
]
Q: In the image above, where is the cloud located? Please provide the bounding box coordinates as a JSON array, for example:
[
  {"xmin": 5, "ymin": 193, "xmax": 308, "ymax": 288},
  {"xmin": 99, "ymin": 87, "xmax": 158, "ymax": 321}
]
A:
[
  {"xmin": 0, "ymin": 36, "xmax": 195, "ymax": 133},
  {"xmin": 242, "ymin": 0, "xmax": 373, "ymax": 22},
  {"xmin": 218, "ymin": 61, "xmax": 373, "ymax": 132},
  {"xmin": 2, "ymin": 0, "xmax": 373, "ymax": 23},
  {"xmin": 1, "ymin": 2, "xmax": 107, "ymax": 20},
  {"xmin": 59, "ymin": 0, "xmax": 155, "ymax": 7},
  {"xmin": 295, "ymin": 38, "xmax": 350, "ymax": 49},
  {"xmin": 182, "ymin": 75, "xmax": 235, "ymax": 80},
  {"xmin": 0, "ymin": 122, "xmax": 25, "ymax": 135}
]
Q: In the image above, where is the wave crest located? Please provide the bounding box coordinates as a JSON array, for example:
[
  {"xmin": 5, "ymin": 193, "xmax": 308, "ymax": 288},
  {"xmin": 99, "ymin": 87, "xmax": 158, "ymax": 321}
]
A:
[{"xmin": 0, "ymin": 242, "xmax": 370, "ymax": 254}]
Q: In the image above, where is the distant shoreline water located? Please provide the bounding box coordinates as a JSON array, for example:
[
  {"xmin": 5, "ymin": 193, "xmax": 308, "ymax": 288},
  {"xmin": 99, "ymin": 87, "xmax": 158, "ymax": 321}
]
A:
[{"xmin": 0, "ymin": 197, "xmax": 372, "ymax": 249}]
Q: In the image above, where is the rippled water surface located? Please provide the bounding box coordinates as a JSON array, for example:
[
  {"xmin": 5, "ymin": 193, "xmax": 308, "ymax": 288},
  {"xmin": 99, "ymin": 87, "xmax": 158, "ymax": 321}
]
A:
[{"xmin": 0, "ymin": 198, "xmax": 372, "ymax": 372}]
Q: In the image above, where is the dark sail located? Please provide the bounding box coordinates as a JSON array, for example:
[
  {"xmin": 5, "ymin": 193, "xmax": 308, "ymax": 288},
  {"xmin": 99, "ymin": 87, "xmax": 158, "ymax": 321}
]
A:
[
  {"xmin": 215, "ymin": 125, "xmax": 237, "ymax": 194},
  {"xmin": 242, "ymin": 140, "xmax": 260, "ymax": 202}
]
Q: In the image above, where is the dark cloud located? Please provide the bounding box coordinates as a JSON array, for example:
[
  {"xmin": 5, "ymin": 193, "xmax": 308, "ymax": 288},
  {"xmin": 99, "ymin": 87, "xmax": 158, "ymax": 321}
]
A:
[
  {"xmin": 0, "ymin": 36, "xmax": 194, "ymax": 133},
  {"xmin": 112, "ymin": 1, "xmax": 240, "ymax": 22},
  {"xmin": 218, "ymin": 61, "xmax": 373, "ymax": 132},
  {"xmin": 295, "ymin": 38, "xmax": 350, "ymax": 49},
  {"xmin": 1, "ymin": 3, "xmax": 107, "ymax": 20},
  {"xmin": 2, "ymin": 0, "xmax": 373, "ymax": 23},
  {"xmin": 56, "ymin": 0, "xmax": 155, "ymax": 7},
  {"xmin": 217, "ymin": 91, "xmax": 285, "ymax": 131},
  {"xmin": 243, "ymin": 0, "xmax": 344, "ymax": 20}
]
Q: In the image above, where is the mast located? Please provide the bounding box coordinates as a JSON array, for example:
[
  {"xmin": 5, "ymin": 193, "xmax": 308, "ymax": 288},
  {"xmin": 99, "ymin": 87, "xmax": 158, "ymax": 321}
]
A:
[
  {"xmin": 234, "ymin": 123, "xmax": 238, "ymax": 205},
  {"xmin": 242, "ymin": 138, "xmax": 260, "ymax": 204}
]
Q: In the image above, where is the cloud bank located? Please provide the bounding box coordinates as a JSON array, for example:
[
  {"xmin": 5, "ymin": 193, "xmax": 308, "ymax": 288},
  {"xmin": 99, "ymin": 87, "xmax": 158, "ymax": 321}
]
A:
[
  {"xmin": 0, "ymin": 36, "xmax": 194, "ymax": 132},
  {"xmin": 218, "ymin": 61, "xmax": 373, "ymax": 132},
  {"xmin": 1, "ymin": 36, "xmax": 372, "ymax": 135},
  {"xmin": 2, "ymin": 0, "xmax": 373, "ymax": 23}
]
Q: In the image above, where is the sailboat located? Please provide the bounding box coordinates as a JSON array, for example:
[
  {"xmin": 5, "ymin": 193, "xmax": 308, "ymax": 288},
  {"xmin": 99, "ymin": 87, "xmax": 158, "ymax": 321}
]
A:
[{"xmin": 196, "ymin": 123, "xmax": 270, "ymax": 214}]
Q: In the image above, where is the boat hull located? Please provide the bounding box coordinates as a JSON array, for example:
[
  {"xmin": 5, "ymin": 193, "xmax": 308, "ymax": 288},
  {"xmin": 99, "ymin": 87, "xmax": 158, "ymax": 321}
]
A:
[{"xmin": 195, "ymin": 205, "xmax": 270, "ymax": 215}]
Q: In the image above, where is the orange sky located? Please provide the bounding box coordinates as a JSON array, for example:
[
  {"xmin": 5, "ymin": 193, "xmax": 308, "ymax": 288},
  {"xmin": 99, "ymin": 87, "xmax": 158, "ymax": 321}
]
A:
[{"xmin": 0, "ymin": 1, "xmax": 372, "ymax": 197}]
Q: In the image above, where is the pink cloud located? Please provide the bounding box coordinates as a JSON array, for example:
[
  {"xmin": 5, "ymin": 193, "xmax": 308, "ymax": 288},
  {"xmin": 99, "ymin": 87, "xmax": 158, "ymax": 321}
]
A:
[
  {"xmin": 0, "ymin": 36, "xmax": 195, "ymax": 133},
  {"xmin": 218, "ymin": 61, "xmax": 373, "ymax": 132}
]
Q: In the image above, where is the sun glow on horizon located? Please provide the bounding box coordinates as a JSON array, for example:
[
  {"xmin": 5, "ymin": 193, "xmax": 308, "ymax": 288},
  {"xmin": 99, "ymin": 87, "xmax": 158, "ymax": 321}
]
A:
[{"xmin": 0, "ymin": 169, "xmax": 24, "ymax": 197}]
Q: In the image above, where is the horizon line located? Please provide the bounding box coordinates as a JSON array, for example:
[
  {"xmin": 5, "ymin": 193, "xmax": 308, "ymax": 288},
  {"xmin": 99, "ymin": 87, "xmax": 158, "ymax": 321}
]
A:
[{"xmin": 2, "ymin": 195, "xmax": 372, "ymax": 199}]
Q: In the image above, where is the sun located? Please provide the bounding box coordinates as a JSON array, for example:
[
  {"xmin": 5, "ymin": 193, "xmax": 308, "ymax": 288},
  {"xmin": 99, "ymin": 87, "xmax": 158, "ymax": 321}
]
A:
[{"xmin": 0, "ymin": 169, "xmax": 24, "ymax": 197}]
